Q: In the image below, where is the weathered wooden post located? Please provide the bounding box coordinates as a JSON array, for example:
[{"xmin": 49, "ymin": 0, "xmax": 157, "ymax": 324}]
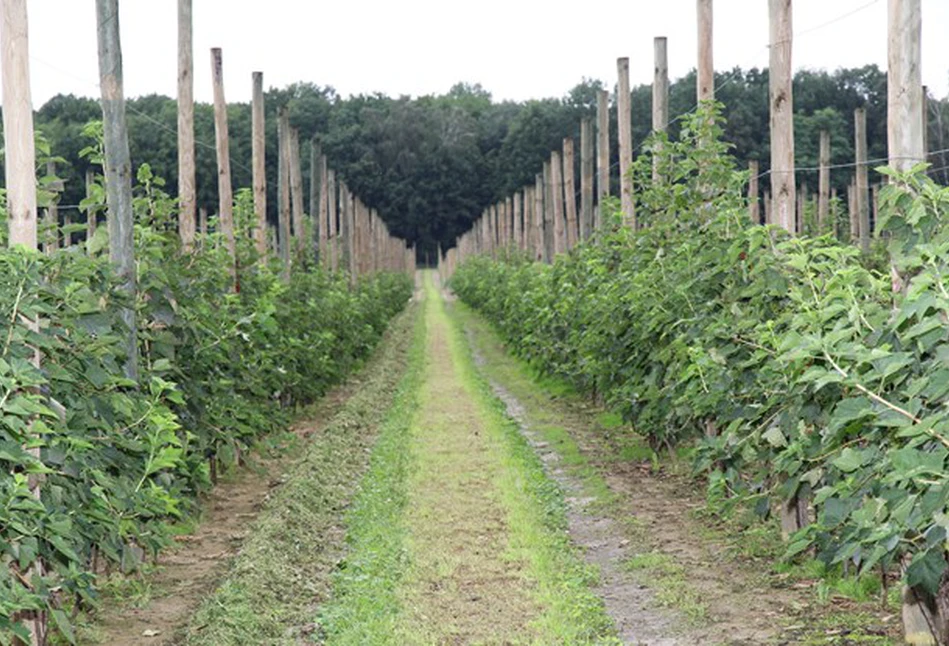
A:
[
  {"xmin": 210, "ymin": 48, "xmax": 236, "ymax": 280},
  {"xmin": 277, "ymin": 107, "xmax": 291, "ymax": 279},
  {"xmin": 177, "ymin": 0, "xmax": 196, "ymax": 249},
  {"xmin": 543, "ymin": 161, "xmax": 554, "ymax": 262},
  {"xmin": 533, "ymin": 174, "xmax": 544, "ymax": 261},
  {"xmin": 854, "ymin": 107, "xmax": 870, "ymax": 252},
  {"xmin": 2, "ymin": 3, "xmax": 43, "ymax": 638},
  {"xmin": 597, "ymin": 88, "xmax": 610, "ymax": 218},
  {"xmin": 310, "ymin": 138, "xmax": 321, "ymax": 264},
  {"xmin": 653, "ymin": 36, "xmax": 669, "ymax": 182},
  {"xmin": 563, "ymin": 137, "xmax": 578, "ymax": 249},
  {"xmin": 818, "ymin": 129, "xmax": 830, "ymax": 233},
  {"xmin": 769, "ymin": 0, "xmax": 796, "ymax": 234},
  {"xmin": 748, "ymin": 160, "xmax": 760, "ymax": 224},
  {"xmin": 288, "ymin": 128, "xmax": 305, "ymax": 257},
  {"xmin": 97, "ymin": 0, "xmax": 138, "ymax": 381},
  {"xmin": 327, "ymin": 169, "xmax": 337, "ymax": 271},
  {"xmin": 580, "ymin": 119, "xmax": 594, "ymax": 240},
  {"xmin": 251, "ymin": 71, "xmax": 267, "ymax": 256},
  {"xmin": 617, "ymin": 57, "xmax": 635, "ymax": 228},
  {"xmin": 890, "ymin": 1, "xmax": 929, "ymax": 636},
  {"xmin": 697, "ymin": 0, "xmax": 714, "ymax": 102},
  {"xmin": 86, "ymin": 169, "xmax": 97, "ymax": 241},
  {"xmin": 551, "ymin": 152, "xmax": 566, "ymax": 256},
  {"xmin": 318, "ymin": 154, "xmax": 329, "ymax": 267}
]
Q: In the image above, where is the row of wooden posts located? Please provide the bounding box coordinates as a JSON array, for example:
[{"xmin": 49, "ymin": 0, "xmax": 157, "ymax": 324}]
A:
[
  {"xmin": 440, "ymin": 0, "xmax": 926, "ymax": 282},
  {"xmin": 16, "ymin": 0, "xmax": 415, "ymax": 288}
]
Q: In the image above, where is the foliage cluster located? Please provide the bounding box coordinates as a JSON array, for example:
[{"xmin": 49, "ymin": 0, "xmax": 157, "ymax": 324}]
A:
[
  {"xmin": 0, "ymin": 161, "xmax": 411, "ymax": 642},
  {"xmin": 452, "ymin": 106, "xmax": 949, "ymax": 606}
]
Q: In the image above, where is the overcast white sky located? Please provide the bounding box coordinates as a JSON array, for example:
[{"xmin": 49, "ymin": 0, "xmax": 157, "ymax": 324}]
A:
[{"xmin": 13, "ymin": 0, "xmax": 949, "ymax": 108}]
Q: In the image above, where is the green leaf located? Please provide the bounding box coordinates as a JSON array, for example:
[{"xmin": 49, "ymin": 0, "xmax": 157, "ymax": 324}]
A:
[
  {"xmin": 832, "ymin": 447, "xmax": 866, "ymax": 473},
  {"xmin": 906, "ymin": 548, "xmax": 947, "ymax": 595}
]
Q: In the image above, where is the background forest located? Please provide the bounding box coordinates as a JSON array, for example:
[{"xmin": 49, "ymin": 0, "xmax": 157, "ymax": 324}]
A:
[{"xmin": 16, "ymin": 64, "xmax": 949, "ymax": 259}]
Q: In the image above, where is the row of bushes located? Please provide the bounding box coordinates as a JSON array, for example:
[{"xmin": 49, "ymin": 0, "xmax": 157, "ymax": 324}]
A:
[
  {"xmin": 0, "ymin": 161, "xmax": 412, "ymax": 642},
  {"xmin": 452, "ymin": 107, "xmax": 949, "ymax": 629}
]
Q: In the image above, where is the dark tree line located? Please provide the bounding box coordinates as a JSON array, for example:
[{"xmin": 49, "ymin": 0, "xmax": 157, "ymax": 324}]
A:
[{"xmin": 7, "ymin": 64, "xmax": 949, "ymax": 257}]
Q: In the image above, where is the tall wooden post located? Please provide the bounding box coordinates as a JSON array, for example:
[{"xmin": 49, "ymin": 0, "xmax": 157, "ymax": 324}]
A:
[
  {"xmin": 617, "ymin": 57, "xmax": 635, "ymax": 228},
  {"xmin": 597, "ymin": 88, "xmax": 610, "ymax": 210},
  {"xmin": 534, "ymin": 174, "xmax": 544, "ymax": 261},
  {"xmin": 653, "ymin": 36, "xmax": 669, "ymax": 182},
  {"xmin": 327, "ymin": 168, "xmax": 337, "ymax": 271},
  {"xmin": 542, "ymin": 161, "xmax": 554, "ymax": 262},
  {"xmin": 818, "ymin": 129, "xmax": 830, "ymax": 233},
  {"xmin": 177, "ymin": 0, "xmax": 195, "ymax": 249},
  {"xmin": 697, "ymin": 0, "xmax": 714, "ymax": 102},
  {"xmin": 922, "ymin": 85, "xmax": 929, "ymax": 163},
  {"xmin": 44, "ymin": 161, "xmax": 59, "ymax": 253},
  {"xmin": 748, "ymin": 160, "xmax": 760, "ymax": 224},
  {"xmin": 310, "ymin": 138, "xmax": 321, "ymax": 264},
  {"xmin": 97, "ymin": 0, "xmax": 138, "ymax": 381},
  {"xmin": 199, "ymin": 207, "xmax": 208, "ymax": 236},
  {"xmin": 764, "ymin": 189, "xmax": 771, "ymax": 225},
  {"xmin": 580, "ymin": 118, "xmax": 594, "ymax": 240},
  {"xmin": 769, "ymin": 0, "xmax": 796, "ymax": 234},
  {"xmin": 888, "ymin": 0, "xmax": 923, "ymax": 174},
  {"xmin": 277, "ymin": 107, "xmax": 291, "ymax": 279},
  {"xmin": 2, "ymin": 5, "xmax": 43, "ymax": 639},
  {"xmin": 563, "ymin": 138, "xmax": 578, "ymax": 249},
  {"xmin": 86, "ymin": 169, "xmax": 97, "ymax": 241},
  {"xmin": 854, "ymin": 107, "xmax": 870, "ymax": 252},
  {"xmin": 288, "ymin": 127, "xmax": 305, "ymax": 256},
  {"xmin": 210, "ymin": 48, "xmax": 236, "ymax": 279},
  {"xmin": 551, "ymin": 152, "xmax": 566, "ymax": 256},
  {"xmin": 848, "ymin": 180, "xmax": 857, "ymax": 243},
  {"xmin": 251, "ymin": 71, "xmax": 267, "ymax": 256}
]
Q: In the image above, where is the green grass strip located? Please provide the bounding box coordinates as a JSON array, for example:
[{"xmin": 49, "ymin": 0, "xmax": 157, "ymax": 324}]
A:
[
  {"xmin": 183, "ymin": 303, "xmax": 423, "ymax": 646},
  {"xmin": 314, "ymin": 296, "xmax": 428, "ymax": 644},
  {"xmin": 439, "ymin": 282, "xmax": 620, "ymax": 645}
]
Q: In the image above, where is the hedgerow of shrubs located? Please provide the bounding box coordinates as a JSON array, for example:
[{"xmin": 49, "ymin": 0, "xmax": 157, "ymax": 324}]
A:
[{"xmin": 0, "ymin": 153, "xmax": 412, "ymax": 642}]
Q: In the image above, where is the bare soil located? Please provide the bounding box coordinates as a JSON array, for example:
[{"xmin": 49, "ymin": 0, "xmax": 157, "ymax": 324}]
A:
[
  {"xmin": 91, "ymin": 383, "xmax": 363, "ymax": 645},
  {"xmin": 459, "ymin": 304, "xmax": 900, "ymax": 645}
]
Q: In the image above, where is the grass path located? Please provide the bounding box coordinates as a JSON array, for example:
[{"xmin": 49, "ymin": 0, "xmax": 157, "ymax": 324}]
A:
[{"xmin": 320, "ymin": 272, "xmax": 616, "ymax": 644}]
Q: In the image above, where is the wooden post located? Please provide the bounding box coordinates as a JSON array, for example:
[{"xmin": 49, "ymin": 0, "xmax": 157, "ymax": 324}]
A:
[
  {"xmin": 2, "ymin": 3, "xmax": 43, "ymax": 638},
  {"xmin": 199, "ymin": 206, "xmax": 207, "ymax": 236},
  {"xmin": 854, "ymin": 107, "xmax": 870, "ymax": 252},
  {"xmin": 340, "ymin": 182, "xmax": 352, "ymax": 279},
  {"xmin": 617, "ymin": 57, "xmax": 635, "ymax": 228},
  {"xmin": 748, "ymin": 160, "xmax": 760, "ymax": 224},
  {"xmin": 512, "ymin": 194, "xmax": 521, "ymax": 250},
  {"xmin": 318, "ymin": 154, "xmax": 329, "ymax": 268},
  {"xmin": 697, "ymin": 0, "xmax": 714, "ymax": 102},
  {"xmin": 177, "ymin": 0, "xmax": 196, "ymax": 249},
  {"xmin": 277, "ymin": 107, "xmax": 291, "ymax": 279},
  {"xmin": 251, "ymin": 71, "xmax": 267, "ymax": 256},
  {"xmin": 763, "ymin": 189, "xmax": 771, "ymax": 224},
  {"xmin": 542, "ymin": 161, "xmax": 554, "ymax": 262},
  {"xmin": 97, "ymin": 0, "xmax": 138, "ymax": 382},
  {"xmin": 288, "ymin": 127, "xmax": 305, "ymax": 257},
  {"xmin": 533, "ymin": 174, "xmax": 544, "ymax": 261},
  {"xmin": 310, "ymin": 138, "xmax": 321, "ymax": 264},
  {"xmin": 653, "ymin": 36, "xmax": 669, "ymax": 182},
  {"xmin": 210, "ymin": 48, "xmax": 236, "ymax": 280},
  {"xmin": 848, "ymin": 180, "xmax": 857, "ymax": 243},
  {"xmin": 596, "ymin": 88, "xmax": 610, "ymax": 211},
  {"xmin": 769, "ymin": 0, "xmax": 796, "ymax": 234},
  {"xmin": 551, "ymin": 152, "xmax": 566, "ymax": 256},
  {"xmin": 580, "ymin": 118, "xmax": 594, "ymax": 240},
  {"xmin": 86, "ymin": 169, "xmax": 97, "ymax": 240},
  {"xmin": 818, "ymin": 129, "xmax": 830, "ymax": 233},
  {"xmin": 563, "ymin": 138, "xmax": 578, "ymax": 249},
  {"xmin": 44, "ymin": 161, "xmax": 59, "ymax": 254},
  {"xmin": 887, "ymin": 0, "xmax": 924, "ymax": 174},
  {"xmin": 327, "ymin": 169, "xmax": 337, "ymax": 271}
]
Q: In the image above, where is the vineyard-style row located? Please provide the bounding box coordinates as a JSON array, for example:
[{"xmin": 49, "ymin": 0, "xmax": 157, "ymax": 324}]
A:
[
  {"xmin": 452, "ymin": 109, "xmax": 949, "ymax": 638},
  {"xmin": 0, "ymin": 158, "xmax": 412, "ymax": 642}
]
